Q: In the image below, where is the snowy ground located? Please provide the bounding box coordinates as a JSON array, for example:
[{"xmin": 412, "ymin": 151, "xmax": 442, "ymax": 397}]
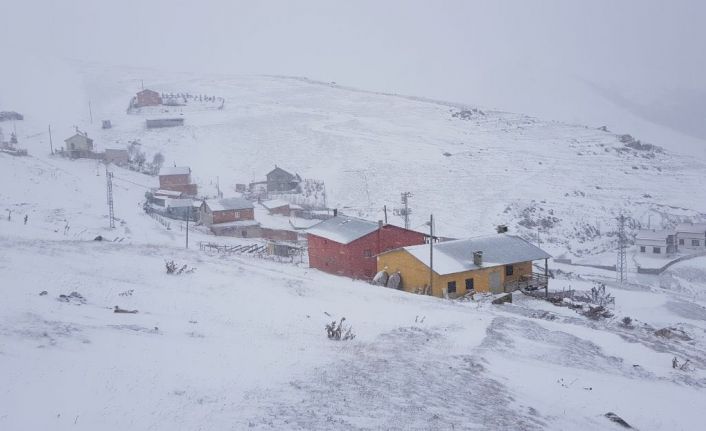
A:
[
  {"xmin": 2, "ymin": 64, "xmax": 706, "ymax": 430},
  {"xmin": 2, "ymin": 230, "xmax": 705, "ymax": 430}
]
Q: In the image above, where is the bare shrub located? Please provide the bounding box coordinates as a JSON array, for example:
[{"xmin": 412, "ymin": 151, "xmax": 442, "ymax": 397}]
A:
[
  {"xmin": 325, "ymin": 317, "xmax": 356, "ymax": 341},
  {"xmin": 165, "ymin": 260, "xmax": 195, "ymax": 275}
]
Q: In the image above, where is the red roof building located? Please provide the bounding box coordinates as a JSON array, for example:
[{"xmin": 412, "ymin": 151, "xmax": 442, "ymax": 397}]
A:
[
  {"xmin": 135, "ymin": 89, "xmax": 162, "ymax": 107},
  {"xmin": 158, "ymin": 166, "xmax": 197, "ymax": 196},
  {"xmin": 307, "ymin": 215, "xmax": 427, "ymax": 280}
]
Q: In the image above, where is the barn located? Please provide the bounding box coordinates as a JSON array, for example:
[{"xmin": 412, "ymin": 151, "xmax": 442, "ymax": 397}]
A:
[
  {"xmin": 306, "ymin": 215, "xmax": 427, "ymax": 280},
  {"xmin": 158, "ymin": 166, "xmax": 198, "ymax": 196}
]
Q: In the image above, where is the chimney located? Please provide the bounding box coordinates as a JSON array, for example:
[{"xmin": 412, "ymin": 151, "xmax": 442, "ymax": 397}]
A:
[
  {"xmin": 378, "ymin": 220, "xmax": 383, "ymax": 229},
  {"xmin": 496, "ymin": 225, "xmax": 508, "ymax": 234},
  {"xmin": 333, "ymin": 208, "xmax": 338, "ymax": 217},
  {"xmin": 473, "ymin": 251, "xmax": 483, "ymax": 266}
]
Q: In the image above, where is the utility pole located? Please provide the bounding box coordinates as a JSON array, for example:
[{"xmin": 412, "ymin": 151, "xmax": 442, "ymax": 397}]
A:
[
  {"xmin": 537, "ymin": 227, "xmax": 541, "ymax": 247},
  {"xmin": 383, "ymin": 205, "xmax": 388, "ymax": 224},
  {"xmin": 616, "ymin": 214, "xmax": 627, "ymax": 284},
  {"xmin": 401, "ymin": 192, "xmax": 412, "ymax": 229},
  {"xmin": 185, "ymin": 209, "xmax": 190, "ymax": 249},
  {"xmin": 106, "ymin": 165, "xmax": 115, "ymax": 228},
  {"xmin": 428, "ymin": 213, "xmax": 434, "ymax": 296},
  {"xmin": 88, "ymin": 100, "xmax": 93, "ymax": 124},
  {"xmin": 48, "ymin": 124, "xmax": 54, "ymax": 154}
]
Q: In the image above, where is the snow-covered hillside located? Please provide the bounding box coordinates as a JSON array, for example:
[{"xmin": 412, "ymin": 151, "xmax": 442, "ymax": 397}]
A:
[
  {"xmin": 2, "ymin": 63, "xmax": 706, "ymax": 430},
  {"xmin": 2, "ymin": 219, "xmax": 706, "ymax": 430},
  {"xmin": 7, "ymin": 63, "xmax": 706, "ymax": 260}
]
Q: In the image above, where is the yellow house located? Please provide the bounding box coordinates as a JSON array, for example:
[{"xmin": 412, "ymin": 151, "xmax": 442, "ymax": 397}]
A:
[{"xmin": 376, "ymin": 234, "xmax": 551, "ymax": 298}]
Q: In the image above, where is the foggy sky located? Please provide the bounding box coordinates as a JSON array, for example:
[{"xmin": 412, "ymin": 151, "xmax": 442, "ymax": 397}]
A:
[{"xmin": 2, "ymin": 0, "xmax": 705, "ymax": 144}]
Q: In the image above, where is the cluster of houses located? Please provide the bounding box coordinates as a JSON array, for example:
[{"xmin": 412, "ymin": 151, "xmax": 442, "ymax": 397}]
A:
[
  {"xmin": 147, "ymin": 165, "xmax": 318, "ymax": 241},
  {"xmin": 306, "ymin": 214, "xmax": 551, "ymax": 299},
  {"xmin": 148, "ymin": 164, "xmax": 552, "ymax": 299},
  {"xmin": 635, "ymin": 223, "xmax": 706, "ymax": 256}
]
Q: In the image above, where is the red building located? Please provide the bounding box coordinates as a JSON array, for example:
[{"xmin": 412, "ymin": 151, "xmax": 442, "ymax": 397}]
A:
[
  {"xmin": 307, "ymin": 215, "xmax": 427, "ymax": 280},
  {"xmin": 200, "ymin": 198, "xmax": 260, "ymax": 237},
  {"xmin": 158, "ymin": 166, "xmax": 198, "ymax": 196},
  {"xmin": 135, "ymin": 89, "xmax": 162, "ymax": 107}
]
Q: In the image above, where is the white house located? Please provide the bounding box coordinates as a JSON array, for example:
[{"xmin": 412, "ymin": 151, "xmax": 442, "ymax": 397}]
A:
[
  {"xmin": 675, "ymin": 223, "xmax": 706, "ymax": 251},
  {"xmin": 635, "ymin": 229, "xmax": 675, "ymax": 255},
  {"xmin": 64, "ymin": 132, "xmax": 94, "ymax": 157}
]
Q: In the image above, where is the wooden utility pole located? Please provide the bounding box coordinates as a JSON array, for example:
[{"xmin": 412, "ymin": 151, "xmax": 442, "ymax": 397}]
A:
[
  {"xmin": 88, "ymin": 100, "xmax": 93, "ymax": 124},
  {"xmin": 383, "ymin": 205, "xmax": 388, "ymax": 224},
  {"xmin": 429, "ymin": 213, "xmax": 434, "ymax": 296},
  {"xmin": 185, "ymin": 210, "xmax": 190, "ymax": 249},
  {"xmin": 48, "ymin": 124, "xmax": 54, "ymax": 154}
]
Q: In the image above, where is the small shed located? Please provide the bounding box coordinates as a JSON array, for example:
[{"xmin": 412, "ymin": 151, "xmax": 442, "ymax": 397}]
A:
[{"xmin": 146, "ymin": 118, "xmax": 184, "ymax": 128}]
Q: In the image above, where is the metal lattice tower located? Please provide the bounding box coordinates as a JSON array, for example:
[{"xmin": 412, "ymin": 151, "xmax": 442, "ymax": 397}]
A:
[
  {"xmin": 616, "ymin": 214, "xmax": 627, "ymax": 283},
  {"xmin": 401, "ymin": 192, "xmax": 413, "ymax": 229},
  {"xmin": 106, "ymin": 166, "xmax": 115, "ymax": 229}
]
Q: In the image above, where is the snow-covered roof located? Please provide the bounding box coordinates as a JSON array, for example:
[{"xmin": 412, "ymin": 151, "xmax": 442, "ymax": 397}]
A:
[
  {"xmin": 290, "ymin": 218, "xmax": 320, "ymax": 230},
  {"xmin": 154, "ymin": 189, "xmax": 182, "ymax": 197},
  {"xmin": 675, "ymin": 223, "xmax": 706, "ymax": 235},
  {"xmin": 159, "ymin": 166, "xmax": 190, "ymax": 176},
  {"xmin": 211, "ymin": 220, "xmax": 260, "ymax": 228},
  {"xmin": 306, "ymin": 215, "xmax": 380, "ymax": 244},
  {"xmin": 165, "ymin": 198, "xmax": 194, "ymax": 208},
  {"xmin": 635, "ymin": 229, "xmax": 673, "ymax": 241},
  {"xmin": 396, "ymin": 234, "xmax": 551, "ymax": 275},
  {"xmin": 261, "ymin": 199, "xmax": 290, "ymax": 210},
  {"xmin": 206, "ymin": 197, "xmax": 254, "ymax": 211},
  {"xmin": 64, "ymin": 133, "xmax": 93, "ymax": 144}
]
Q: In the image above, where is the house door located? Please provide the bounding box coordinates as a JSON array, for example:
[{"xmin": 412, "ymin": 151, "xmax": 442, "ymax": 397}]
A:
[{"xmin": 489, "ymin": 271, "xmax": 502, "ymax": 294}]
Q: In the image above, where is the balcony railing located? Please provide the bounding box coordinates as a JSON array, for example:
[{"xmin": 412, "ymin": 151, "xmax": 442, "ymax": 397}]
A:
[{"xmin": 504, "ymin": 273, "xmax": 549, "ymax": 292}]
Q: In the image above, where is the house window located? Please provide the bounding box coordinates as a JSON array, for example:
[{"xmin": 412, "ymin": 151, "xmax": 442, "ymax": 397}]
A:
[
  {"xmin": 234, "ymin": 211, "xmax": 240, "ymax": 219},
  {"xmin": 679, "ymin": 239, "xmax": 684, "ymax": 245},
  {"xmin": 505, "ymin": 265, "xmax": 514, "ymax": 276},
  {"xmin": 465, "ymin": 278, "xmax": 474, "ymax": 291},
  {"xmin": 653, "ymin": 247, "xmax": 661, "ymax": 254},
  {"xmin": 363, "ymin": 249, "xmax": 372, "ymax": 257},
  {"xmin": 447, "ymin": 281, "xmax": 457, "ymax": 294},
  {"xmin": 692, "ymin": 240, "xmax": 700, "ymax": 246},
  {"xmin": 640, "ymin": 246, "xmax": 646, "ymax": 252}
]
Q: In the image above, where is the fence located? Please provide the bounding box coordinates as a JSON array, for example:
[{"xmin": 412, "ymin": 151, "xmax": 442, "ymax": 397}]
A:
[
  {"xmin": 145, "ymin": 207, "xmax": 171, "ymax": 230},
  {"xmin": 198, "ymin": 241, "xmax": 306, "ymax": 264},
  {"xmin": 636, "ymin": 251, "xmax": 706, "ymax": 275}
]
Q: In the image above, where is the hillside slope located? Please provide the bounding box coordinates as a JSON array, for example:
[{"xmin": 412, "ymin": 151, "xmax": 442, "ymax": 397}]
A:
[{"xmin": 7, "ymin": 64, "xmax": 706, "ymax": 259}]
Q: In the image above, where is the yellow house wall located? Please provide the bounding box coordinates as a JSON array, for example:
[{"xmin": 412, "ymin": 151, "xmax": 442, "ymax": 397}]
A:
[{"xmin": 377, "ymin": 250, "xmax": 535, "ymax": 298}]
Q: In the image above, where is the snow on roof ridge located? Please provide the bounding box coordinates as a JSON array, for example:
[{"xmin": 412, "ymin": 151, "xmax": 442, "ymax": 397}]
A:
[
  {"xmin": 159, "ymin": 166, "xmax": 190, "ymax": 176},
  {"xmin": 401, "ymin": 234, "xmax": 550, "ymax": 275}
]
